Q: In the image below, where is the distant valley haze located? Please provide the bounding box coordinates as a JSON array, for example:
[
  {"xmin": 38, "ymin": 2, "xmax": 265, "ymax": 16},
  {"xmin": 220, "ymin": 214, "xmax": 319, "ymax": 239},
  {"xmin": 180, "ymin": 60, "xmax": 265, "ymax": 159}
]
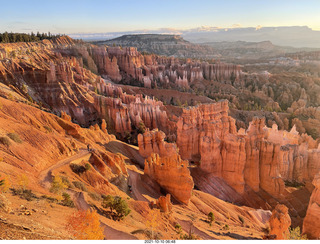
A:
[
  {"xmin": 1, "ymin": 0, "xmax": 320, "ymax": 47},
  {"xmin": 69, "ymin": 25, "xmax": 320, "ymax": 48}
]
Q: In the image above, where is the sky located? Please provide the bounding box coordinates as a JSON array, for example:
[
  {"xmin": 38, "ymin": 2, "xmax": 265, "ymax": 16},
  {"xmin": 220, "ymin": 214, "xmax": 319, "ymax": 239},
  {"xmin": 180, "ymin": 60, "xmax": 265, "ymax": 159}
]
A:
[{"xmin": 1, "ymin": 0, "xmax": 320, "ymax": 34}]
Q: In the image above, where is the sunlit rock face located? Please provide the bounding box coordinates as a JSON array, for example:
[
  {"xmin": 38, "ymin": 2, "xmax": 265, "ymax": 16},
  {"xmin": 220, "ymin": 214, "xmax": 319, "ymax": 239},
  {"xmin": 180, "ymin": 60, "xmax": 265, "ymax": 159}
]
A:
[
  {"xmin": 303, "ymin": 172, "xmax": 320, "ymax": 239},
  {"xmin": 144, "ymin": 153, "xmax": 194, "ymax": 205},
  {"xmin": 138, "ymin": 129, "xmax": 177, "ymax": 158},
  {"xmin": 269, "ymin": 204, "xmax": 291, "ymax": 240}
]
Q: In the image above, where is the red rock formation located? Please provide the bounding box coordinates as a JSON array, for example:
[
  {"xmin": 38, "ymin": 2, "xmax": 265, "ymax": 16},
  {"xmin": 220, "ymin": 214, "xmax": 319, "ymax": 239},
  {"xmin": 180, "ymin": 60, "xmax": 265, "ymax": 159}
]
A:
[
  {"xmin": 138, "ymin": 129, "xmax": 177, "ymax": 158},
  {"xmin": 303, "ymin": 172, "xmax": 320, "ymax": 239},
  {"xmin": 144, "ymin": 153, "xmax": 194, "ymax": 205},
  {"xmin": 269, "ymin": 204, "xmax": 291, "ymax": 240},
  {"xmin": 156, "ymin": 194, "xmax": 172, "ymax": 213}
]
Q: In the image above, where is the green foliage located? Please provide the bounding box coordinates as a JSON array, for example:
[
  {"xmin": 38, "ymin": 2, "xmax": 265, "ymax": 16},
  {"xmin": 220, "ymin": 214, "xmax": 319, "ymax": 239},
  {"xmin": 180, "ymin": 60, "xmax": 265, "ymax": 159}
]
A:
[
  {"xmin": 70, "ymin": 163, "xmax": 87, "ymax": 174},
  {"xmin": 208, "ymin": 212, "xmax": 215, "ymax": 224},
  {"xmin": 287, "ymin": 226, "xmax": 308, "ymax": 240},
  {"xmin": 84, "ymin": 163, "xmax": 91, "ymax": 171},
  {"xmin": 223, "ymin": 224, "xmax": 229, "ymax": 230},
  {"xmin": 102, "ymin": 195, "xmax": 131, "ymax": 220},
  {"xmin": 11, "ymin": 188, "xmax": 37, "ymax": 201},
  {"xmin": 0, "ymin": 136, "xmax": 11, "ymax": 147},
  {"xmin": 44, "ymin": 125, "xmax": 53, "ymax": 133},
  {"xmin": 50, "ymin": 175, "xmax": 68, "ymax": 194},
  {"xmin": 238, "ymin": 215, "xmax": 245, "ymax": 225},
  {"xmin": 180, "ymin": 232, "xmax": 199, "ymax": 240},
  {"xmin": 7, "ymin": 132, "xmax": 22, "ymax": 143},
  {"xmin": 284, "ymin": 180, "xmax": 305, "ymax": 188},
  {"xmin": 72, "ymin": 181, "xmax": 88, "ymax": 192},
  {"xmin": 88, "ymin": 192, "xmax": 101, "ymax": 201},
  {"xmin": 60, "ymin": 175, "xmax": 73, "ymax": 189},
  {"xmin": 137, "ymin": 121, "xmax": 146, "ymax": 134},
  {"xmin": 61, "ymin": 192, "xmax": 75, "ymax": 208},
  {"xmin": 0, "ymin": 31, "xmax": 62, "ymax": 43},
  {"xmin": 0, "ymin": 175, "xmax": 5, "ymax": 187},
  {"xmin": 175, "ymin": 224, "xmax": 182, "ymax": 234}
]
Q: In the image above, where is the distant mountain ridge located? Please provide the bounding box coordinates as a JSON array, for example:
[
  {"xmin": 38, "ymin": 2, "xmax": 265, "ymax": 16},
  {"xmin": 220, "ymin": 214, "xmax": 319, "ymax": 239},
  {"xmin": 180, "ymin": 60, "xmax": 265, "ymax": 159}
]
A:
[
  {"xmin": 93, "ymin": 34, "xmax": 319, "ymax": 60},
  {"xmin": 71, "ymin": 26, "xmax": 320, "ymax": 48},
  {"xmin": 93, "ymin": 34, "xmax": 218, "ymax": 58}
]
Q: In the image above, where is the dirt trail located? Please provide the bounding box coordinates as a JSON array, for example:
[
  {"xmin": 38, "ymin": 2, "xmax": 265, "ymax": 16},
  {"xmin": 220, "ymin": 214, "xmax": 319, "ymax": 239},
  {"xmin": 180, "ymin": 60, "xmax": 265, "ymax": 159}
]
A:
[
  {"xmin": 176, "ymin": 219, "xmax": 217, "ymax": 240},
  {"xmin": 38, "ymin": 149, "xmax": 90, "ymax": 188},
  {"xmin": 127, "ymin": 169, "xmax": 150, "ymax": 202},
  {"xmin": 73, "ymin": 191, "xmax": 138, "ymax": 240}
]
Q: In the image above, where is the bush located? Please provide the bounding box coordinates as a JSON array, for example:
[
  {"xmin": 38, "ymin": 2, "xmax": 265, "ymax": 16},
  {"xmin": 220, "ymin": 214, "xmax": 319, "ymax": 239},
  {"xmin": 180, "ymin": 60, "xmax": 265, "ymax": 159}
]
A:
[
  {"xmin": 0, "ymin": 137, "xmax": 11, "ymax": 147},
  {"xmin": 102, "ymin": 195, "xmax": 131, "ymax": 220},
  {"xmin": 0, "ymin": 174, "xmax": 11, "ymax": 193},
  {"xmin": 70, "ymin": 163, "xmax": 87, "ymax": 174},
  {"xmin": 88, "ymin": 192, "xmax": 101, "ymax": 201},
  {"xmin": 11, "ymin": 188, "xmax": 37, "ymax": 201},
  {"xmin": 50, "ymin": 176, "xmax": 68, "ymax": 194},
  {"xmin": 17, "ymin": 174, "xmax": 29, "ymax": 191},
  {"xmin": 84, "ymin": 163, "xmax": 91, "ymax": 171},
  {"xmin": 287, "ymin": 226, "xmax": 307, "ymax": 240},
  {"xmin": 175, "ymin": 223, "xmax": 182, "ymax": 234},
  {"xmin": 72, "ymin": 181, "xmax": 88, "ymax": 192},
  {"xmin": 60, "ymin": 175, "xmax": 73, "ymax": 189},
  {"xmin": 238, "ymin": 215, "xmax": 245, "ymax": 225},
  {"xmin": 208, "ymin": 212, "xmax": 215, "ymax": 225},
  {"xmin": 223, "ymin": 224, "xmax": 229, "ymax": 230},
  {"xmin": 66, "ymin": 209, "xmax": 104, "ymax": 240},
  {"xmin": 7, "ymin": 133, "xmax": 22, "ymax": 143},
  {"xmin": 60, "ymin": 192, "xmax": 75, "ymax": 208},
  {"xmin": 44, "ymin": 125, "xmax": 53, "ymax": 133}
]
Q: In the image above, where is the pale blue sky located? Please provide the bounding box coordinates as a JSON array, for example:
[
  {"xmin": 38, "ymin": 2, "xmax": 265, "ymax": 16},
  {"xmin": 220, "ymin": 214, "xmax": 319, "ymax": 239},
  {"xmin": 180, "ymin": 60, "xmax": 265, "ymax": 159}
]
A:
[{"xmin": 0, "ymin": 0, "xmax": 320, "ymax": 34}]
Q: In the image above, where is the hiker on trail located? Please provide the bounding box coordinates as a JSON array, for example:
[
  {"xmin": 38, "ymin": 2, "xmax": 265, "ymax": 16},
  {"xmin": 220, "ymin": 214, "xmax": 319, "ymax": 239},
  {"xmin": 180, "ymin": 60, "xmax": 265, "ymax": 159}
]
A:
[{"xmin": 87, "ymin": 144, "xmax": 90, "ymax": 152}]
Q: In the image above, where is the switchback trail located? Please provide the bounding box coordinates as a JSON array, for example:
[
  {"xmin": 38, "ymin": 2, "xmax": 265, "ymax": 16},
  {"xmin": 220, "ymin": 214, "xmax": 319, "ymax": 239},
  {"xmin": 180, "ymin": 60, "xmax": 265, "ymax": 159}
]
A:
[{"xmin": 38, "ymin": 149, "xmax": 91, "ymax": 188}]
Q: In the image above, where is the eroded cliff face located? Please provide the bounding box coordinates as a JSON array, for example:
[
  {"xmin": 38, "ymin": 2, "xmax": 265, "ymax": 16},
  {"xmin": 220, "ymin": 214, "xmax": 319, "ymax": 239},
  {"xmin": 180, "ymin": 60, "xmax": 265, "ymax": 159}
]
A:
[
  {"xmin": 303, "ymin": 172, "xmax": 320, "ymax": 239},
  {"xmin": 269, "ymin": 204, "xmax": 291, "ymax": 240},
  {"xmin": 137, "ymin": 129, "xmax": 177, "ymax": 158},
  {"xmin": 144, "ymin": 153, "xmax": 194, "ymax": 205},
  {"xmin": 1, "ymin": 37, "xmax": 320, "ymax": 209}
]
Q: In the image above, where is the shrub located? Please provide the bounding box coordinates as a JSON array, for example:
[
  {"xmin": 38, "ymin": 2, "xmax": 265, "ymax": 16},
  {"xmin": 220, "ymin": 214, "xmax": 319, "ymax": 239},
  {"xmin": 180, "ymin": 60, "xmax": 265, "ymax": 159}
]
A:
[
  {"xmin": 180, "ymin": 232, "xmax": 199, "ymax": 240},
  {"xmin": 287, "ymin": 226, "xmax": 307, "ymax": 240},
  {"xmin": 238, "ymin": 215, "xmax": 245, "ymax": 225},
  {"xmin": 11, "ymin": 188, "xmax": 37, "ymax": 201},
  {"xmin": 61, "ymin": 192, "xmax": 75, "ymax": 208},
  {"xmin": 17, "ymin": 174, "xmax": 29, "ymax": 191},
  {"xmin": 50, "ymin": 176, "xmax": 68, "ymax": 194},
  {"xmin": 7, "ymin": 132, "xmax": 22, "ymax": 143},
  {"xmin": 44, "ymin": 125, "xmax": 53, "ymax": 133},
  {"xmin": 0, "ymin": 174, "xmax": 11, "ymax": 193},
  {"xmin": 66, "ymin": 209, "xmax": 104, "ymax": 240},
  {"xmin": 146, "ymin": 209, "xmax": 161, "ymax": 239},
  {"xmin": 70, "ymin": 163, "xmax": 86, "ymax": 174},
  {"xmin": 175, "ymin": 223, "xmax": 182, "ymax": 234},
  {"xmin": 72, "ymin": 181, "xmax": 88, "ymax": 192},
  {"xmin": 88, "ymin": 192, "xmax": 101, "ymax": 201},
  {"xmin": 84, "ymin": 163, "xmax": 91, "ymax": 171},
  {"xmin": 0, "ymin": 137, "xmax": 11, "ymax": 147},
  {"xmin": 102, "ymin": 195, "xmax": 131, "ymax": 220},
  {"xmin": 223, "ymin": 224, "xmax": 229, "ymax": 230},
  {"xmin": 208, "ymin": 212, "xmax": 215, "ymax": 225},
  {"xmin": 60, "ymin": 175, "xmax": 73, "ymax": 189}
]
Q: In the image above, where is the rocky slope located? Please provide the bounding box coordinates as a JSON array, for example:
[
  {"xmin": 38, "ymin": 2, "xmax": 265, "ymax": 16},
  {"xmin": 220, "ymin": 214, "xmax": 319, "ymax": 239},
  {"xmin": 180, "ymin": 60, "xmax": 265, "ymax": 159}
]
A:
[
  {"xmin": 0, "ymin": 78, "xmax": 274, "ymax": 240},
  {"xmin": 303, "ymin": 172, "xmax": 320, "ymax": 239}
]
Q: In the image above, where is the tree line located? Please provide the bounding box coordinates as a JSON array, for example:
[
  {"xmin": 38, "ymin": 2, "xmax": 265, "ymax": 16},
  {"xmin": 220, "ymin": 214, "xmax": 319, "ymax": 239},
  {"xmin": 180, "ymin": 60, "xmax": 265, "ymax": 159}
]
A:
[{"xmin": 0, "ymin": 31, "xmax": 63, "ymax": 43}]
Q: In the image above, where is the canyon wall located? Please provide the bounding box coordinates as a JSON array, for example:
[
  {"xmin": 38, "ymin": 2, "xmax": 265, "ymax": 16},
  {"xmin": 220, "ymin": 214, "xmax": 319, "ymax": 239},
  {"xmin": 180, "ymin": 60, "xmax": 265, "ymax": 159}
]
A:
[
  {"xmin": 303, "ymin": 172, "xmax": 320, "ymax": 239},
  {"xmin": 144, "ymin": 153, "xmax": 194, "ymax": 205}
]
